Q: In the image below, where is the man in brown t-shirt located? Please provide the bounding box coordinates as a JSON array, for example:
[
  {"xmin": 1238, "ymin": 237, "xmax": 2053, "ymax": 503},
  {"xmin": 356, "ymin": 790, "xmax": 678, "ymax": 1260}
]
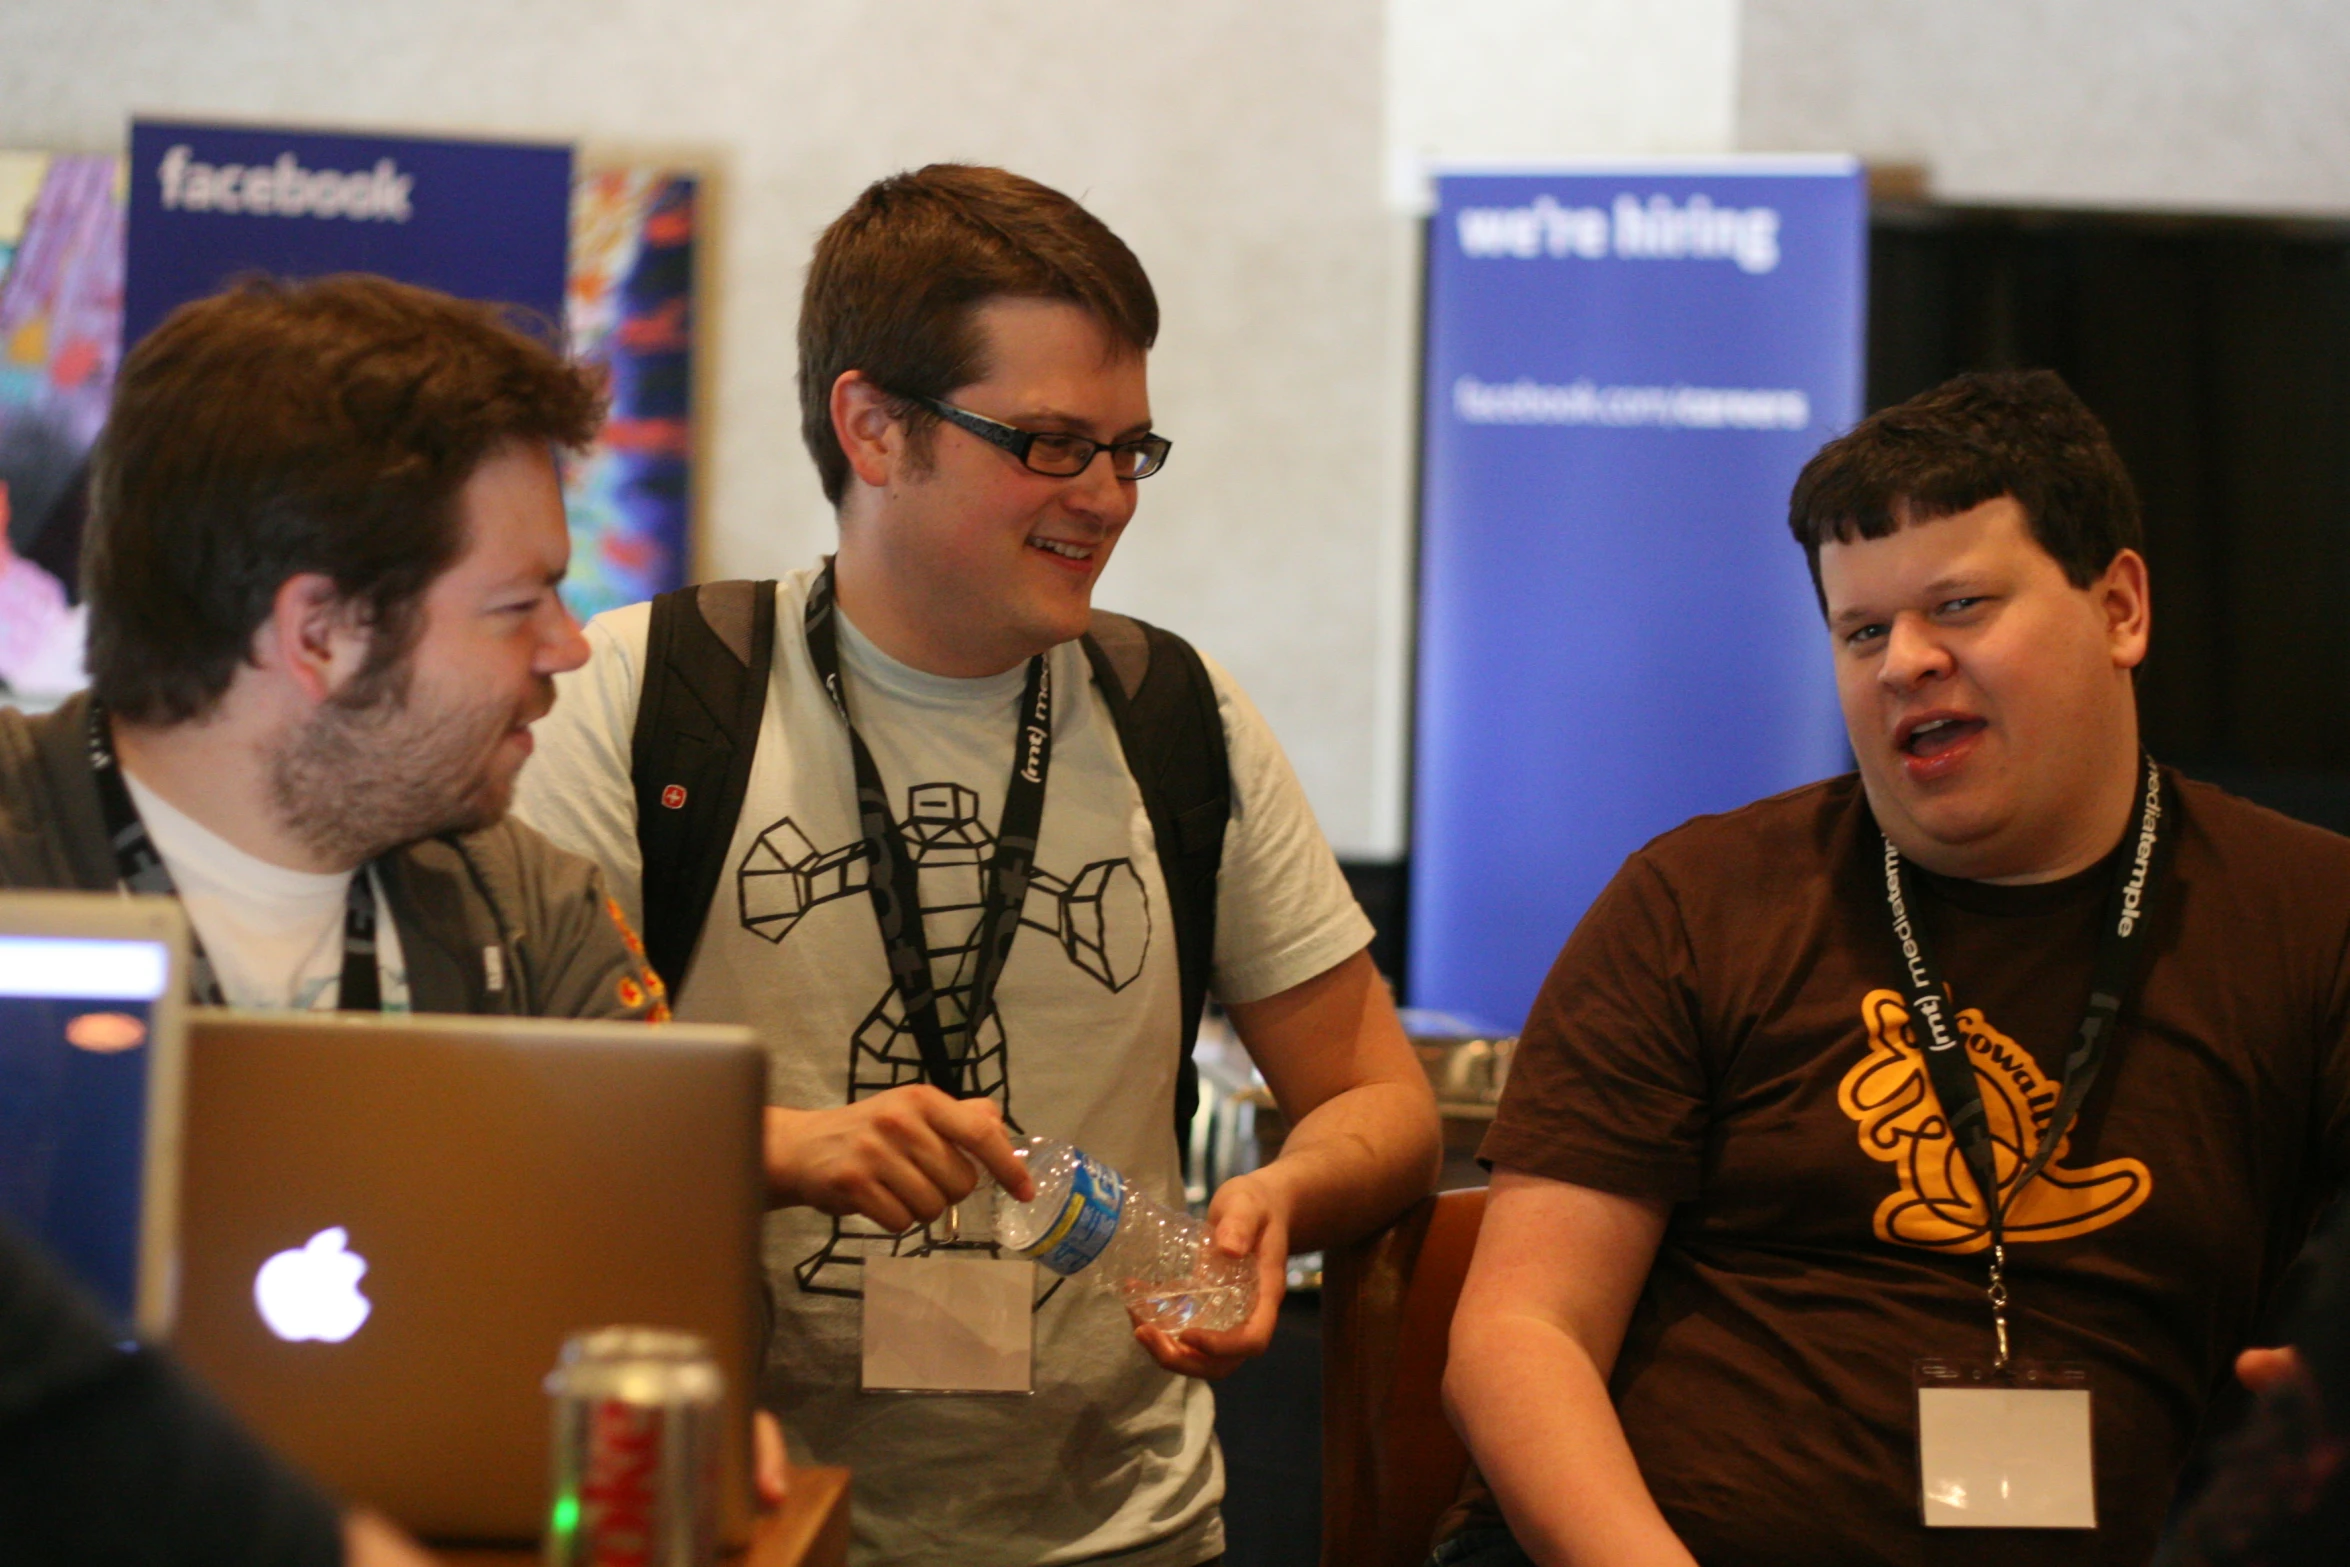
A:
[{"xmin": 1439, "ymin": 370, "xmax": 2350, "ymax": 1567}]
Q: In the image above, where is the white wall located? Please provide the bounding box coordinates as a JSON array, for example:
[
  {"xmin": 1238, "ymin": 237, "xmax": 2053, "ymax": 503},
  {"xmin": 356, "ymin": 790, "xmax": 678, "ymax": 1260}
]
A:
[
  {"xmin": 1739, "ymin": 0, "xmax": 2350, "ymax": 213},
  {"xmin": 1386, "ymin": 0, "xmax": 1741, "ymax": 207}
]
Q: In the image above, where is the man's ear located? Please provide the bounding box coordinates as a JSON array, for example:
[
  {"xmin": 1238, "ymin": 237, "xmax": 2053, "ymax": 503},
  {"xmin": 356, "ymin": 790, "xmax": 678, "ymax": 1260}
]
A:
[
  {"xmin": 830, "ymin": 371, "xmax": 903, "ymax": 491},
  {"xmin": 2100, "ymin": 547, "xmax": 2152, "ymax": 672},
  {"xmin": 253, "ymin": 574, "xmax": 373, "ymax": 703}
]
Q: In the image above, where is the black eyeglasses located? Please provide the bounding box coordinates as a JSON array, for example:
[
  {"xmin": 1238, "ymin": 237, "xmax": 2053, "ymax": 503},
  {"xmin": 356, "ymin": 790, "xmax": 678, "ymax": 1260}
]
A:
[{"xmin": 901, "ymin": 393, "xmax": 1173, "ymax": 481}]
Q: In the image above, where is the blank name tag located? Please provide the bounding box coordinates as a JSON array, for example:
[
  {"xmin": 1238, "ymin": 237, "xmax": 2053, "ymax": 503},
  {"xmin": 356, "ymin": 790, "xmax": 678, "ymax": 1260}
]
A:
[
  {"xmin": 1916, "ymin": 1361, "xmax": 2096, "ymax": 1529},
  {"xmin": 861, "ymin": 1255, "xmax": 1033, "ymax": 1395}
]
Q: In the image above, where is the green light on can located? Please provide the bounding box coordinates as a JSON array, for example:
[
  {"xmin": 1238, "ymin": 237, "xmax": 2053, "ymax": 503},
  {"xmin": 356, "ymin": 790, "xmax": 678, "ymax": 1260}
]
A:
[{"xmin": 549, "ymin": 1492, "xmax": 581, "ymax": 1538}]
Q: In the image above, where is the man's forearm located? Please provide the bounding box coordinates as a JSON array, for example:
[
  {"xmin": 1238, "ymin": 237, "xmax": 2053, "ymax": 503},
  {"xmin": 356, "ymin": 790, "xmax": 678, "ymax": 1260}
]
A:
[
  {"xmin": 1255, "ymin": 1078, "xmax": 1440, "ymax": 1254},
  {"xmin": 1223, "ymin": 947, "xmax": 1441, "ymax": 1255},
  {"xmin": 1447, "ymin": 1311, "xmax": 1696, "ymax": 1567}
]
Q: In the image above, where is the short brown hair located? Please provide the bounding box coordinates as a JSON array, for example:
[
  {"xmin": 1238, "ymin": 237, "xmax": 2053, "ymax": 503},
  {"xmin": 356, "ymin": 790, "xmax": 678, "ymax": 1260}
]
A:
[
  {"xmin": 85, "ymin": 274, "xmax": 604, "ymax": 723},
  {"xmin": 1787, "ymin": 368, "xmax": 2142, "ymax": 606},
  {"xmin": 797, "ymin": 164, "xmax": 1158, "ymax": 506}
]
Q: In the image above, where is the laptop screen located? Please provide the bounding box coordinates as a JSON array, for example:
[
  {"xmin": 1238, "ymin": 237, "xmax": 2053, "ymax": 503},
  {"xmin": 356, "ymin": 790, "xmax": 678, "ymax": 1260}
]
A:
[{"xmin": 0, "ymin": 930, "xmax": 175, "ymax": 1322}]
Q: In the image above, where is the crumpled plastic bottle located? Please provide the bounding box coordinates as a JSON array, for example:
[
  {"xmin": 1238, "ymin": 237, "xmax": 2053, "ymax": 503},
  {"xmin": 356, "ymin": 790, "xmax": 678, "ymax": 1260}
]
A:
[{"xmin": 990, "ymin": 1134, "xmax": 1257, "ymax": 1333}]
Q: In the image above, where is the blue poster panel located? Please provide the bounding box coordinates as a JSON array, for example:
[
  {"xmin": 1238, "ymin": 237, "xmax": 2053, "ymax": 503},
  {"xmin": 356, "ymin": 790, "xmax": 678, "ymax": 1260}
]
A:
[
  {"xmin": 125, "ymin": 119, "xmax": 571, "ymax": 351},
  {"xmin": 1409, "ymin": 160, "xmax": 1866, "ymax": 1033}
]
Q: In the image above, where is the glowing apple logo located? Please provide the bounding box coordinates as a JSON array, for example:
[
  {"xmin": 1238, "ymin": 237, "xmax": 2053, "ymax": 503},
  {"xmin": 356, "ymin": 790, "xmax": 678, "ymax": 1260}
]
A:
[{"xmin": 253, "ymin": 1228, "xmax": 373, "ymax": 1343}]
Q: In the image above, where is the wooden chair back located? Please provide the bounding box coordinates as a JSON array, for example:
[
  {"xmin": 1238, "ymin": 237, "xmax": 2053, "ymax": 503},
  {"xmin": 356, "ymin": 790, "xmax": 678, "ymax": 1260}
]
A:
[{"xmin": 1320, "ymin": 1186, "xmax": 1488, "ymax": 1567}]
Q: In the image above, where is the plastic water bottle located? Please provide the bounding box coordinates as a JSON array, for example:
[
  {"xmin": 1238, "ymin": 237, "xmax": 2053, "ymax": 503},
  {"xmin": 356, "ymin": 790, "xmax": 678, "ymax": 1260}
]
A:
[{"xmin": 990, "ymin": 1135, "xmax": 1258, "ymax": 1333}]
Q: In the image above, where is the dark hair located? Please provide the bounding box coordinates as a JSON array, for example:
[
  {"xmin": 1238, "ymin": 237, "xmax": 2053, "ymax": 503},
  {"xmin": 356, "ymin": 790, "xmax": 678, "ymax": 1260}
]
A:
[
  {"xmin": 796, "ymin": 164, "xmax": 1159, "ymax": 507},
  {"xmin": 1786, "ymin": 368, "xmax": 2142, "ymax": 605},
  {"xmin": 85, "ymin": 274, "xmax": 605, "ymax": 723}
]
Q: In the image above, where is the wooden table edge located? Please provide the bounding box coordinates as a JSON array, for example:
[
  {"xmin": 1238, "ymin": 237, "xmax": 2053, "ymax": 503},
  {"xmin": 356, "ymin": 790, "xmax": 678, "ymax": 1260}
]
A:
[{"xmin": 440, "ymin": 1464, "xmax": 850, "ymax": 1567}]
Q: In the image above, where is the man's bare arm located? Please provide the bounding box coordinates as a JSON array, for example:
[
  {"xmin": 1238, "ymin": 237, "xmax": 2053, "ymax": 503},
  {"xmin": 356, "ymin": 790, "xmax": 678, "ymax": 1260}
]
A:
[
  {"xmin": 1444, "ymin": 1167, "xmax": 1695, "ymax": 1567},
  {"xmin": 1229, "ymin": 947, "xmax": 1442, "ymax": 1249},
  {"xmin": 1144, "ymin": 947, "xmax": 1441, "ymax": 1378}
]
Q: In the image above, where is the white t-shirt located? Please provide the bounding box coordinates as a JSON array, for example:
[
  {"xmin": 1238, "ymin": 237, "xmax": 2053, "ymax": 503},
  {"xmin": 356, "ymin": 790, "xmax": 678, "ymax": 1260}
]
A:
[
  {"xmin": 122, "ymin": 773, "xmax": 410, "ymax": 1012},
  {"xmin": 514, "ymin": 565, "xmax": 1371, "ymax": 1567}
]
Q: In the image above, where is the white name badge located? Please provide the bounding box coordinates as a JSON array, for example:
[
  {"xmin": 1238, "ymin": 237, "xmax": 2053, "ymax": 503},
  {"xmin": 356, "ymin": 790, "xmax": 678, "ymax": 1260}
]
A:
[
  {"xmin": 862, "ymin": 1254, "xmax": 1034, "ymax": 1395},
  {"xmin": 1915, "ymin": 1360, "xmax": 2096, "ymax": 1529}
]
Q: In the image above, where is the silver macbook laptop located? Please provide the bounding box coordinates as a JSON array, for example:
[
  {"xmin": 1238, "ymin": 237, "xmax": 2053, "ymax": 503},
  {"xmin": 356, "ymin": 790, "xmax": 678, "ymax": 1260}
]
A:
[
  {"xmin": 0, "ymin": 890, "xmax": 189, "ymax": 1339},
  {"xmin": 172, "ymin": 1011, "xmax": 765, "ymax": 1546}
]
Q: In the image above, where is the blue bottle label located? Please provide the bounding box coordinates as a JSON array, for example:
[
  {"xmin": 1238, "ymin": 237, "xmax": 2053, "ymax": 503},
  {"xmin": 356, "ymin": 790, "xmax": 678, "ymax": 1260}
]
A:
[{"xmin": 1020, "ymin": 1151, "xmax": 1126, "ymax": 1276}]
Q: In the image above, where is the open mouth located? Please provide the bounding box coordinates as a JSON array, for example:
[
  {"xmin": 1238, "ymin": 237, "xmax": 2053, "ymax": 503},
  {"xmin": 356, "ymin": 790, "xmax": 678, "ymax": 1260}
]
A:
[
  {"xmin": 1028, "ymin": 535, "xmax": 1094, "ymax": 563},
  {"xmin": 1900, "ymin": 715, "xmax": 1986, "ymax": 758}
]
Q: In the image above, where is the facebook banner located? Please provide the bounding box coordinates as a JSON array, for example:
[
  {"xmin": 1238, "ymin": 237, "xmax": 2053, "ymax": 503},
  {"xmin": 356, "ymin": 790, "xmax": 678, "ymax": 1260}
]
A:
[
  {"xmin": 1409, "ymin": 160, "xmax": 1866, "ymax": 1033},
  {"xmin": 124, "ymin": 119, "xmax": 571, "ymax": 350}
]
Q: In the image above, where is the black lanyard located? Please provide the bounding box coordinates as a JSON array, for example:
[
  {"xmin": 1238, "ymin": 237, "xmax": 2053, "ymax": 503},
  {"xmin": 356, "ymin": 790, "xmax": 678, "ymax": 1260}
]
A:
[
  {"xmin": 1881, "ymin": 754, "xmax": 2167, "ymax": 1369},
  {"xmin": 86, "ymin": 699, "xmax": 382, "ymax": 1011},
  {"xmin": 803, "ymin": 562, "xmax": 1050, "ymax": 1097}
]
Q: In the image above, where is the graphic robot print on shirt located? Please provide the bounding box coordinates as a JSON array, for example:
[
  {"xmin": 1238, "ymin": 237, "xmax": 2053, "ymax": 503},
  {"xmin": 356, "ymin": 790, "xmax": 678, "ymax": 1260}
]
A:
[
  {"xmin": 1838, "ymin": 988, "xmax": 2152, "ymax": 1254},
  {"xmin": 736, "ymin": 779, "xmax": 1152, "ymax": 1296}
]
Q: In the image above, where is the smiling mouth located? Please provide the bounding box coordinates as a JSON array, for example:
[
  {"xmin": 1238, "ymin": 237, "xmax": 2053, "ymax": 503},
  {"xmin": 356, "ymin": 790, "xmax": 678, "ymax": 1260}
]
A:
[
  {"xmin": 1028, "ymin": 535, "xmax": 1094, "ymax": 563},
  {"xmin": 1902, "ymin": 716, "xmax": 1986, "ymax": 758}
]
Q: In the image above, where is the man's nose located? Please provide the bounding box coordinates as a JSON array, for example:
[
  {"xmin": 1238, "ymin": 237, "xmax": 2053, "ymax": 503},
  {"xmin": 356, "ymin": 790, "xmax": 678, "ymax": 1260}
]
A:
[
  {"xmin": 1878, "ymin": 613, "xmax": 1953, "ymax": 690},
  {"xmin": 539, "ymin": 601, "xmax": 591, "ymax": 675},
  {"xmin": 1065, "ymin": 447, "xmax": 1136, "ymax": 524}
]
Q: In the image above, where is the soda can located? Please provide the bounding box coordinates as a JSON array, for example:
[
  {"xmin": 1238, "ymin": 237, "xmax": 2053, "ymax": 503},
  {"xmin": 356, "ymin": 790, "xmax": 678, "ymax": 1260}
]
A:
[{"xmin": 544, "ymin": 1326, "xmax": 723, "ymax": 1567}]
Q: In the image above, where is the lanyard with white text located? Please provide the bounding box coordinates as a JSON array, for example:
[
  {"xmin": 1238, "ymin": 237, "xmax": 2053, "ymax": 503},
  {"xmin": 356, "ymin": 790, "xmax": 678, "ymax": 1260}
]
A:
[
  {"xmin": 1881, "ymin": 754, "xmax": 2167, "ymax": 1369},
  {"xmin": 86, "ymin": 698, "xmax": 382, "ymax": 1011},
  {"xmin": 802, "ymin": 562, "xmax": 1050, "ymax": 1098}
]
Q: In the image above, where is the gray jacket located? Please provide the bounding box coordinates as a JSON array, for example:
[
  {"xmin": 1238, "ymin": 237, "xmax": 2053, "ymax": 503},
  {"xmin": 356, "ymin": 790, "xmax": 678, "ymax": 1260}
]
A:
[{"xmin": 0, "ymin": 694, "xmax": 662, "ymax": 1020}]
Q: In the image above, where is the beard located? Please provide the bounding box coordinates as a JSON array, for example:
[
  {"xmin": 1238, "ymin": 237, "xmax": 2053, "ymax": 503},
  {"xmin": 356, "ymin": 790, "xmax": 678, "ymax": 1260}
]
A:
[{"xmin": 271, "ymin": 665, "xmax": 546, "ymax": 867}]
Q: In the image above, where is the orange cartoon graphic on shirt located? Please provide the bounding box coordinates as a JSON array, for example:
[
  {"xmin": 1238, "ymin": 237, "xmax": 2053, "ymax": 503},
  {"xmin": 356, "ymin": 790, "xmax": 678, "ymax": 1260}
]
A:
[{"xmin": 1838, "ymin": 988, "xmax": 2150, "ymax": 1253}]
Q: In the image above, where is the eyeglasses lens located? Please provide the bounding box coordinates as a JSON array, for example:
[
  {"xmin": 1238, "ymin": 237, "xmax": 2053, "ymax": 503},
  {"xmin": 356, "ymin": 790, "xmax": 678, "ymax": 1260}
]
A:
[{"xmin": 1023, "ymin": 434, "xmax": 1094, "ymax": 476}]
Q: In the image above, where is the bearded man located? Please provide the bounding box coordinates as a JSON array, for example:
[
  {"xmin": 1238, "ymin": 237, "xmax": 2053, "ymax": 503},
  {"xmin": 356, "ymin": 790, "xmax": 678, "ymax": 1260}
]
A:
[{"xmin": 0, "ymin": 274, "xmax": 662, "ymax": 1022}]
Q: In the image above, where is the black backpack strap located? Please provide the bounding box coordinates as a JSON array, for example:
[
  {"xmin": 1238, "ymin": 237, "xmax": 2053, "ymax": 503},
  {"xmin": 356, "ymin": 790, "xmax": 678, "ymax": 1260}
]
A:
[
  {"xmin": 1081, "ymin": 612, "xmax": 1232, "ymax": 1154},
  {"xmin": 631, "ymin": 579, "xmax": 777, "ymax": 999}
]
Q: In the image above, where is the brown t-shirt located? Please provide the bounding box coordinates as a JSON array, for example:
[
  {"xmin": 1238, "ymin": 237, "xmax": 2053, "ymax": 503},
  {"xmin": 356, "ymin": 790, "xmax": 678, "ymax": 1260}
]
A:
[{"xmin": 1460, "ymin": 771, "xmax": 2350, "ymax": 1567}]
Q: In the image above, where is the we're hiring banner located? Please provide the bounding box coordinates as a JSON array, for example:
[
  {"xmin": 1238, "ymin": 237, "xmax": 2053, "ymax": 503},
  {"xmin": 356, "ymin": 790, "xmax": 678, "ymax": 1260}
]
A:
[
  {"xmin": 1408, "ymin": 160, "xmax": 1866, "ymax": 1032},
  {"xmin": 125, "ymin": 119, "xmax": 572, "ymax": 350}
]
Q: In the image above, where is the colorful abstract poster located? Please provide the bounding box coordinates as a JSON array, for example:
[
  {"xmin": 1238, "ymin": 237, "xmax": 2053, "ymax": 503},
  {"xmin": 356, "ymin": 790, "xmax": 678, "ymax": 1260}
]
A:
[
  {"xmin": 0, "ymin": 153, "xmax": 122, "ymax": 702},
  {"xmin": 563, "ymin": 169, "xmax": 696, "ymax": 620}
]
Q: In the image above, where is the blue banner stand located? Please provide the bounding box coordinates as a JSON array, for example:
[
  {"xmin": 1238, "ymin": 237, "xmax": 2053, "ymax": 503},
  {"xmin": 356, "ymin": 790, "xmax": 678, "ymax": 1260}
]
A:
[{"xmin": 1408, "ymin": 159, "xmax": 1867, "ymax": 1033}]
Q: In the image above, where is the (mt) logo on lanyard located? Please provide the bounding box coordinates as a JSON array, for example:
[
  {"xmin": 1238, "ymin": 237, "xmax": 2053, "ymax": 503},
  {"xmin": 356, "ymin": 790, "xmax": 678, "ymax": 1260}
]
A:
[{"xmin": 1839, "ymin": 990, "xmax": 2151, "ymax": 1253}]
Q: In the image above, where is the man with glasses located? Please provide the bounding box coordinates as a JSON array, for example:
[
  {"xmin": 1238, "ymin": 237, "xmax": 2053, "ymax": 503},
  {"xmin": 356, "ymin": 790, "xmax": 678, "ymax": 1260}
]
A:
[{"xmin": 516, "ymin": 164, "xmax": 1439, "ymax": 1567}]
